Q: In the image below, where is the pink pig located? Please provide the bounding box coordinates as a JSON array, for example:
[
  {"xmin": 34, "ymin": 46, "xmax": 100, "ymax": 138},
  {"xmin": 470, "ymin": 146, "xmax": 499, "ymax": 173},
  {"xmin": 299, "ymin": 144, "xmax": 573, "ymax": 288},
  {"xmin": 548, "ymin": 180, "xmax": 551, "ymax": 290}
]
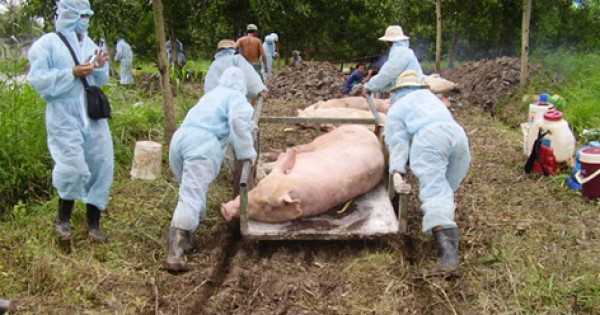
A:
[{"xmin": 221, "ymin": 125, "xmax": 385, "ymax": 223}]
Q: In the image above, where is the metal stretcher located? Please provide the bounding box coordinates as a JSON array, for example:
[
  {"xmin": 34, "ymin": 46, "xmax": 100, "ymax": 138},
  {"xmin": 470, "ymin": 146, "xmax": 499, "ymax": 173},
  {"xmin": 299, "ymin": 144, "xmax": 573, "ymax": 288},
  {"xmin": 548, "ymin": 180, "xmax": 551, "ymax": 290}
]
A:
[{"xmin": 233, "ymin": 95, "xmax": 409, "ymax": 240}]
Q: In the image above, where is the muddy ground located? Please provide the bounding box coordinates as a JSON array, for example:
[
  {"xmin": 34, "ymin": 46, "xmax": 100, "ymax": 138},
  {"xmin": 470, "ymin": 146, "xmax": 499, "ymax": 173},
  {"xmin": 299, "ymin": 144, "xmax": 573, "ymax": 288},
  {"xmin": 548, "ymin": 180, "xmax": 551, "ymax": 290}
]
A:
[
  {"xmin": 6, "ymin": 60, "xmax": 598, "ymax": 314},
  {"xmin": 148, "ymin": 60, "xmax": 596, "ymax": 314}
]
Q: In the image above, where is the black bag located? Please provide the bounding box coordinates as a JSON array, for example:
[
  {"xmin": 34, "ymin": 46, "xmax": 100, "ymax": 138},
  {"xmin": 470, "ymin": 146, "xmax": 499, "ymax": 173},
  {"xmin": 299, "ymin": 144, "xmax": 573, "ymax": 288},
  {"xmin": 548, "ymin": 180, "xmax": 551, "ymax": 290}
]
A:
[
  {"xmin": 57, "ymin": 32, "xmax": 111, "ymax": 120},
  {"xmin": 85, "ymin": 85, "xmax": 112, "ymax": 119}
]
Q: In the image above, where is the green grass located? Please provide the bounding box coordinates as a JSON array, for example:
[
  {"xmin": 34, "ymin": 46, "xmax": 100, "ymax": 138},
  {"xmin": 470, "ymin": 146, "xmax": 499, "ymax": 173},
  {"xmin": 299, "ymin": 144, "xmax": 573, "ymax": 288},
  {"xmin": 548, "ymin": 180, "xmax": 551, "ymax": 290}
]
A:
[
  {"xmin": 530, "ymin": 50, "xmax": 600, "ymax": 136},
  {"xmin": 1, "ymin": 55, "xmax": 598, "ymax": 314},
  {"xmin": 0, "ymin": 59, "xmax": 202, "ymax": 214}
]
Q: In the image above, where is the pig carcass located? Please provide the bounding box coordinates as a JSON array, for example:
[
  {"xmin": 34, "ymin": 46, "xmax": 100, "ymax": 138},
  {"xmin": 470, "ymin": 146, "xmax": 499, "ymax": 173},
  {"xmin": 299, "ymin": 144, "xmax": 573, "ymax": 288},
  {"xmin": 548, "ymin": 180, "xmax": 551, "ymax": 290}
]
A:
[
  {"xmin": 424, "ymin": 74, "xmax": 457, "ymax": 93},
  {"xmin": 221, "ymin": 125, "xmax": 385, "ymax": 223},
  {"xmin": 296, "ymin": 107, "xmax": 386, "ymax": 131},
  {"xmin": 305, "ymin": 96, "xmax": 390, "ymax": 114}
]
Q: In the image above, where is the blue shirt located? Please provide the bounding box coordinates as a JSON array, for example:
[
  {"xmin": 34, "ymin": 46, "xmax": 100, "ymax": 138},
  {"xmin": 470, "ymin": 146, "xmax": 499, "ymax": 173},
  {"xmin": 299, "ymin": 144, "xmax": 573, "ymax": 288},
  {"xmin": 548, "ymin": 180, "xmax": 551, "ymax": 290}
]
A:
[{"xmin": 344, "ymin": 70, "xmax": 364, "ymax": 94}]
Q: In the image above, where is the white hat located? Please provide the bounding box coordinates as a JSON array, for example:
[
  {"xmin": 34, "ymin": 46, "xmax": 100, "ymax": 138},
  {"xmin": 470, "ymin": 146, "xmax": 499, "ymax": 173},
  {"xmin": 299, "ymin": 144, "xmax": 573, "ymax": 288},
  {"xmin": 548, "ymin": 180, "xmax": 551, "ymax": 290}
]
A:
[
  {"xmin": 217, "ymin": 39, "xmax": 235, "ymax": 50},
  {"xmin": 389, "ymin": 70, "xmax": 429, "ymax": 92},
  {"xmin": 247, "ymin": 24, "xmax": 258, "ymax": 31},
  {"xmin": 378, "ymin": 25, "xmax": 409, "ymax": 42}
]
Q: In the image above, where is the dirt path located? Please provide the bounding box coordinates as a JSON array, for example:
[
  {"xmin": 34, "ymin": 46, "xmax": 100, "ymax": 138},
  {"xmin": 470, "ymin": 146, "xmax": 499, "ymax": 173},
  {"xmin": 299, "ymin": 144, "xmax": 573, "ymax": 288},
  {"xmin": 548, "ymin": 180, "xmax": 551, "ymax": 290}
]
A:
[{"xmin": 148, "ymin": 95, "xmax": 597, "ymax": 314}]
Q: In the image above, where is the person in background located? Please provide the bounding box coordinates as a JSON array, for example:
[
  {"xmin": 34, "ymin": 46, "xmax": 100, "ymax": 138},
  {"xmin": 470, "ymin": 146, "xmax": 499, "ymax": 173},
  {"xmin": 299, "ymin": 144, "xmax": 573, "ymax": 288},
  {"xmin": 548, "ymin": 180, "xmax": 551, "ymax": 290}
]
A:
[
  {"xmin": 114, "ymin": 38, "xmax": 134, "ymax": 85},
  {"xmin": 166, "ymin": 39, "xmax": 187, "ymax": 67},
  {"xmin": 261, "ymin": 32, "xmax": 279, "ymax": 80},
  {"xmin": 343, "ymin": 62, "xmax": 372, "ymax": 96},
  {"xmin": 165, "ymin": 67, "xmax": 257, "ymax": 272},
  {"xmin": 27, "ymin": 0, "xmax": 112, "ymax": 243},
  {"xmin": 204, "ymin": 39, "xmax": 268, "ymax": 101},
  {"xmin": 235, "ymin": 24, "xmax": 268, "ymax": 77},
  {"xmin": 291, "ymin": 50, "xmax": 302, "ymax": 67}
]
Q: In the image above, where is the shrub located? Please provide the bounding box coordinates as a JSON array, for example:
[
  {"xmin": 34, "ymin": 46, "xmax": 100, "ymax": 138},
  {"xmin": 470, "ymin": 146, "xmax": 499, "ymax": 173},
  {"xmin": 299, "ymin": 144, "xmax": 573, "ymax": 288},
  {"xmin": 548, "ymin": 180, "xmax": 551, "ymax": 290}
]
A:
[{"xmin": 0, "ymin": 82, "xmax": 52, "ymax": 212}]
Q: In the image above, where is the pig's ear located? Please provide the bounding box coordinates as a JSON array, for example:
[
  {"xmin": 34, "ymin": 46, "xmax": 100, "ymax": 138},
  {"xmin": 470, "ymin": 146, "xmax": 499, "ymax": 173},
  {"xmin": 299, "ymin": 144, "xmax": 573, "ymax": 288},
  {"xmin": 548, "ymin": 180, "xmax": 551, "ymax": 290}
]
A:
[
  {"xmin": 282, "ymin": 194, "xmax": 303, "ymax": 218},
  {"xmin": 276, "ymin": 149, "xmax": 297, "ymax": 174},
  {"xmin": 282, "ymin": 193, "xmax": 300, "ymax": 204}
]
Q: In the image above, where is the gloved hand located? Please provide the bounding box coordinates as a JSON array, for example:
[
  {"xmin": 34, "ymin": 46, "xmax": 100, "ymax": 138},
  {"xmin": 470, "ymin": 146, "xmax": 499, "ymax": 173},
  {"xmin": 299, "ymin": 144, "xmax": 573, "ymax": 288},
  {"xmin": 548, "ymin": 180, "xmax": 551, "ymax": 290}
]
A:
[{"xmin": 393, "ymin": 172, "xmax": 411, "ymax": 194}]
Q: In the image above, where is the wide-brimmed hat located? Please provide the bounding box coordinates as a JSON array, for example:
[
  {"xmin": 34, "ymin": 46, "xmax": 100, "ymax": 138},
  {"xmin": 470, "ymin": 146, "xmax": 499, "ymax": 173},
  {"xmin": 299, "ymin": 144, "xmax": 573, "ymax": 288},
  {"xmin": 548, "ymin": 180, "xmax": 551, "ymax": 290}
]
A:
[
  {"xmin": 247, "ymin": 23, "xmax": 258, "ymax": 31},
  {"xmin": 217, "ymin": 39, "xmax": 235, "ymax": 50},
  {"xmin": 389, "ymin": 70, "xmax": 429, "ymax": 92},
  {"xmin": 378, "ymin": 25, "xmax": 409, "ymax": 42}
]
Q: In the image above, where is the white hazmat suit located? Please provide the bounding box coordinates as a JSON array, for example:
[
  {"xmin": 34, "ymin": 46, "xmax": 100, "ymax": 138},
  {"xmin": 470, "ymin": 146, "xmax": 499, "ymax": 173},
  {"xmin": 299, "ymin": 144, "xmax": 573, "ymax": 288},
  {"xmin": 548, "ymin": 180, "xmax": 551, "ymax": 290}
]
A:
[
  {"xmin": 27, "ymin": 0, "xmax": 113, "ymax": 211},
  {"xmin": 170, "ymin": 67, "xmax": 257, "ymax": 231},
  {"xmin": 261, "ymin": 33, "xmax": 278, "ymax": 80},
  {"xmin": 385, "ymin": 87, "xmax": 470, "ymax": 235},
  {"xmin": 365, "ymin": 40, "xmax": 423, "ymax": 104},
  {"xmin": 204, "ymin": 48, "xmax": 267, "ymax": 99},
  {"xmin": 115, "ymin": 39, "xmax": 134, "ymax": 85}
]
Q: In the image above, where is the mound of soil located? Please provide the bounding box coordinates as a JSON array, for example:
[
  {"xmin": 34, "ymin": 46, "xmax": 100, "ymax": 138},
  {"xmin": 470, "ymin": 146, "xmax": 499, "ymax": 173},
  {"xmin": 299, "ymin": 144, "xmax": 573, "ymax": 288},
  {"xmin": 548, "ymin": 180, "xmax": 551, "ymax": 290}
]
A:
[
  {"xmin": 266, "ymin": 62, "xmax": 347, "ymax": 103},
  {"xmin": 444, "ymin": 56, "xmax": 547, "ymax": 111}
]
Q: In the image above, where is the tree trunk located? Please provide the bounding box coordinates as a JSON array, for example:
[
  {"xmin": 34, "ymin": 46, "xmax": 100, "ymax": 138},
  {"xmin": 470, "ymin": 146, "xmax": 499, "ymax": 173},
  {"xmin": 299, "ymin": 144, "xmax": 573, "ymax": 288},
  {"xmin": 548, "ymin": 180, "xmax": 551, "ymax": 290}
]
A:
[
  {"xmin": 435, "ymin": 0, "xmax": 442, "ymax": 73},
  {"xmin": 152, "ymin": 0, "xmax": 176, "ymax": 145},
  {"xmin": 170, "ymin": 29, "xmax": 178, "ymax": 68},
  {"xmin": 448, "ymin": 12, "xmax": 459, "ymax": 69},
  {"xmin": 520, "ymin": 0, "xmax": 532, "ymax": 89}
]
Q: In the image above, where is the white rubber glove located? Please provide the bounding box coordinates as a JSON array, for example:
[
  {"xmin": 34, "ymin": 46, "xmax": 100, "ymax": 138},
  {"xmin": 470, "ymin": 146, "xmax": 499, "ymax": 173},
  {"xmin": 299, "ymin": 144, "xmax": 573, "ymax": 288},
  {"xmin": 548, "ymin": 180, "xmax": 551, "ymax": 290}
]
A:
[{"xmin": 393, "ymin": 173, "xmax": 411, "ymax": 194}]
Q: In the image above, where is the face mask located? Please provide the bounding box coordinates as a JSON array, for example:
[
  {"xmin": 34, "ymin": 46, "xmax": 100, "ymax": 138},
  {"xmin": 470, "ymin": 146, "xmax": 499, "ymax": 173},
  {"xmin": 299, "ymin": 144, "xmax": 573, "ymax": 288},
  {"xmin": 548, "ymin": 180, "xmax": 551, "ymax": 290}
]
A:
[{"xmin": 75, "ymin": 17, "xmax": 89, "ymax": 34}]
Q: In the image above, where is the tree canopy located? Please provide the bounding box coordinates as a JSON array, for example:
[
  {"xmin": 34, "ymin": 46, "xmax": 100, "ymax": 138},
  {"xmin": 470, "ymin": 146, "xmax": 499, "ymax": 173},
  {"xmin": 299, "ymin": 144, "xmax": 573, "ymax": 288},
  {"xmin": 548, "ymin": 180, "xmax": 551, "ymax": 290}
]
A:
[{"xmin": 10, "ymin": 0, "xmax": 600, "ymax": 62}]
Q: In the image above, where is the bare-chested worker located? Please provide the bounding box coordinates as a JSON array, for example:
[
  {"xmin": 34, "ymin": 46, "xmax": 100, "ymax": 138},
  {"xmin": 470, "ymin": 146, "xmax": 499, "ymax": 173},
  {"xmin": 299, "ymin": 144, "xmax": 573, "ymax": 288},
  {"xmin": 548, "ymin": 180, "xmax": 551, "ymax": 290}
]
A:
[{"xmin": 235, "ymin": 24, "xmax": 268, "ymax": 77}]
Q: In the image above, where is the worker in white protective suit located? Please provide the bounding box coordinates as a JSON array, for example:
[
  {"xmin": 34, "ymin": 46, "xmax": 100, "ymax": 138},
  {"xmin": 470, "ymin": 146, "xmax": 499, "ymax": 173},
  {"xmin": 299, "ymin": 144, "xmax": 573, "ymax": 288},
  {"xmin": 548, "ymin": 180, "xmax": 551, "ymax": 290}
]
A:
[
  {"xmin": 384, "ymin": 70, "xmax": 471, "ymax": 274},
  {"xmin": 204, "ymin": 39, "xmax": 268, "ymax": 100},
  {"xmin": 363, "ymin": 25, "xmax": 423, "ymax": 104},
  {"xmin": 27, "ymin": 0, "xmax": 112, "ymax": 243},
  {"xmin": 114, "ymin": 38, "xmax": 134, "ymax": 85},
  {"xmin": 205, "ymin": 39, "xmax": 268, "ymax": 175},
  {"xmin": 166, "ymin": 67, "xmax": 257, "ymax": 272},
  {"xmin": 261, "ymin": 33, "xmax": 279, "ymax": 80}
]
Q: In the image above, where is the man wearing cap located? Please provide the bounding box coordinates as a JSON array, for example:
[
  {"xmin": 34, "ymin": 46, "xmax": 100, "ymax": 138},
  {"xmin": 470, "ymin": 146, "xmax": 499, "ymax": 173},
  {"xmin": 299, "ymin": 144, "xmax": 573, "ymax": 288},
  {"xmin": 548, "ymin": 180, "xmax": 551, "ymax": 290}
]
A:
[
  {"xmin": 362, "ymin": 25, "xmax": 423, "ymax": 105},
  {"xmin": 235, "ymin": 24, "xmax": 268, "ymax": 77},
  {"xmin": 384, "ymin": 69, "xmax": 471, "ymax": 275}
]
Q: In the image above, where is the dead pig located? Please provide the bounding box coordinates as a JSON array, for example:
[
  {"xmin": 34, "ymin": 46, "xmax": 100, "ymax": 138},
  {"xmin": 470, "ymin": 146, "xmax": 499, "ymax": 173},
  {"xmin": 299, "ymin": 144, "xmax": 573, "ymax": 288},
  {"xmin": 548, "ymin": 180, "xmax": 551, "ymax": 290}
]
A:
[
  {"xmin": 221, "ymin": 125, "xmax": 385, "ymax": 223},
  {"xmin": 304, "ymin": 96, "xmax": 390, "ymax": 113},
  {"xmin": 296, "ymin": 107, "xmax": 387, "ymax": 131}
]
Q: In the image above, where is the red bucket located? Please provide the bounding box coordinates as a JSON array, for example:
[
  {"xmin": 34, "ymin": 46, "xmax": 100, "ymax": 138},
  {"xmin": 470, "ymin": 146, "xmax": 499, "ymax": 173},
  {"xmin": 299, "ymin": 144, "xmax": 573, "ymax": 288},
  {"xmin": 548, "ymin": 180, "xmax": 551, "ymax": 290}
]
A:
[{"xmin": 578, "ymin": 146, "xmax": 600, "ymax": 199}]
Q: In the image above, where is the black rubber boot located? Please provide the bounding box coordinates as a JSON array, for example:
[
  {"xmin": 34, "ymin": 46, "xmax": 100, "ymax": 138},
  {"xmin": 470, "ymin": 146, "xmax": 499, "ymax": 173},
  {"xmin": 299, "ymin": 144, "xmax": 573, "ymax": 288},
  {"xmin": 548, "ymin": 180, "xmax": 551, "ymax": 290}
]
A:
[
  {"xmin": 165, "ymin": 227, "xmax": 191, "ymax": 273},
  {"xmin": 56, "ymin": 198, "xmax": 74, "ymax": 241},
  {"xmin": 86, "ymin": 204, "xmax": 107, "ymax": 242},
  {"xmin": 431, "ymin": 227, "xmax": 460, "ymax": 274},
  {"xmin": 0, "ymin": 298, "xmax": 10, "ymax": 314}
]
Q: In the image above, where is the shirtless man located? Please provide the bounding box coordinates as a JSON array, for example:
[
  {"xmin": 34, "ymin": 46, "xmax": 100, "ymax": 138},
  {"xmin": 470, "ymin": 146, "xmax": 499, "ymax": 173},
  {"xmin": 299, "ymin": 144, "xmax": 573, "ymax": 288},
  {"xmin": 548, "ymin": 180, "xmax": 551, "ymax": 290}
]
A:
[{"xmin": 235, "ymin": 24, "xmax": 268, "ymax": 77}]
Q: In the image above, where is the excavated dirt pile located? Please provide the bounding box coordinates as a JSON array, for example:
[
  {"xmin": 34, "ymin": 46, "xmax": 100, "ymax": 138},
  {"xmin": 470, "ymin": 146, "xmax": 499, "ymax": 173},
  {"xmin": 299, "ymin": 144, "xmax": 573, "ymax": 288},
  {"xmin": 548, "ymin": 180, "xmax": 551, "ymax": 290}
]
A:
[
  {"xmin": 444, "ymin": 56, "xmax": 547, "ymax": 111},
  {"xmin": 267, "ymin": 62, "xmax": 347, "ymax": 103}
]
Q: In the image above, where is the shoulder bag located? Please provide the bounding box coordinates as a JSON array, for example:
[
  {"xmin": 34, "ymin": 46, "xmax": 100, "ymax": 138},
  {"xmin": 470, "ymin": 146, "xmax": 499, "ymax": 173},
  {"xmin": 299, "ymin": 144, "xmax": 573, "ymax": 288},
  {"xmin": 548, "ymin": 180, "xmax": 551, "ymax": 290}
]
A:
[{"xmin": 57, "ymin": 32, "xmax": 111, "ymax": 120}]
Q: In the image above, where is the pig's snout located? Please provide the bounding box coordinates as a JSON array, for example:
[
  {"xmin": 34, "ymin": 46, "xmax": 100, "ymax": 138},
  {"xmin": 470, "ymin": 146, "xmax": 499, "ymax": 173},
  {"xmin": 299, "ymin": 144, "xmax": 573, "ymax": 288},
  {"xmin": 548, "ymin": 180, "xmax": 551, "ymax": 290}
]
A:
[{"xmin": 220, "ymin": 201, "xmax": 240, "ymax": 223}]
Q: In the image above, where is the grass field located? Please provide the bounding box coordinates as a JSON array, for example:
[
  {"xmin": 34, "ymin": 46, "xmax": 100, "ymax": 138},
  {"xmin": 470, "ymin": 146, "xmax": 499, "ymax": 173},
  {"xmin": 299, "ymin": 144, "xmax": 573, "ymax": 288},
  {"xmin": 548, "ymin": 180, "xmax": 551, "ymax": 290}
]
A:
[{"xmin": 0, "ymin": 51, "xmax": 599, "ymax": 314}]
